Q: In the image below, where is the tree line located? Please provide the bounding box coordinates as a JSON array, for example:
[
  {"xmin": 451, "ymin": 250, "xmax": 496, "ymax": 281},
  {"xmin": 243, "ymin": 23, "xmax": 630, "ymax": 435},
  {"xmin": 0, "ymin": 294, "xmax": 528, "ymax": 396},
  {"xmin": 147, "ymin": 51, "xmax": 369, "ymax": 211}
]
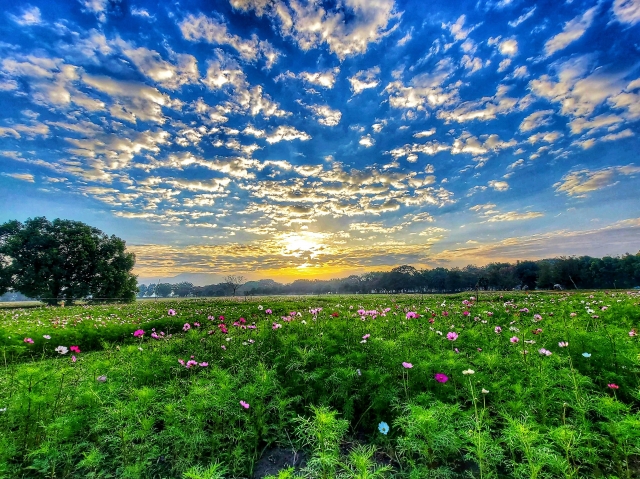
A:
[{"xmin": 138, "ymin": 253, "xmax": 640, "ymax": 298}]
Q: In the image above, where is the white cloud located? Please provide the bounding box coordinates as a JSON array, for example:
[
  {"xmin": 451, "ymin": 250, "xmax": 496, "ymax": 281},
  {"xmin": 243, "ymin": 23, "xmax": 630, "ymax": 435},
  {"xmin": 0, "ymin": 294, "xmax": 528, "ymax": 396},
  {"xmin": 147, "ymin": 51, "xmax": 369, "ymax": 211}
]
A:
[
  {"xmin": 348, "ymin": 66, "xmax": 380, "ymax": 94},
  {"xmin": 179, "ymin": 13, "xmax": 279, "ymax": 66},
  {"xmin": 519, "ymin": 109, "xmax": 554, "ymax": 132},
  {"xmin": 265, "ymin": 125, "xmax": 311, "ymax": 144},
  {"xmin": 307, "ymin": 104, "xmax": 342, "ymax": 126},
  {"xmin": 499, "ymin": 38, "xmax": 518, "ymax": 56},
  {"xmin": 82, "ymin": 74, "xmax": 181, "ymax": 124},
  {"xmin": 118, "ymin": 42, "xmax": 199, "ymax": 90},
  {"xmin": 359, "ymin": 135, "xmax": 375, "ymax": 147},
  {"xmin": 131, "ymin": 7, "xmax": 154, "ymax": 19},
  {"xmin": 10, "ymin": 6, "xmax": 43, "ymax": 25},
  {"xmin": 488, "ymin": 180, "xmax": 509, "ymax": 191},
  {"xmin": 544, "ymin": 6, "xmax": 598, "ymax": 57},
  {"xmin": 1, "ymin": 172, "xmax": 35, "ymax": 182},
  {"xmin": 509, "ymin": 6, "xmax": 536, "ymax": 27},
  {"xmin": 443, "ymin": 15, "xmax": 475, "ymax": 41},
  {"xmin": 231, "ymin": 0, "xmax": 398, "ymax": 60},
  {"xmin": 555, "ymin": 164, "xmax": 640, "ymax": 196},
  {"xmin": 612, "ymin": 0, "xmax": 640, "ymax": 25},
  {"xmin": 78, "ymin": 0, "xmax": 110, "ymax": 22},
  {"xmin": 413, "ymin": 129, "xmax": 436, "ymax": 138}
]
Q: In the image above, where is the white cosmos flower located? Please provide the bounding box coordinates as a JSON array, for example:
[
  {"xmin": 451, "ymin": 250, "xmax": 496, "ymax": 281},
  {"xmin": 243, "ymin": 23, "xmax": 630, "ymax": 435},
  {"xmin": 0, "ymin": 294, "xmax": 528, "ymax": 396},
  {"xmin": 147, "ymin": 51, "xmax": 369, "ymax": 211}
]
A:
[
  {"xmin": 55, "ymin": 346, "xmax": 68, "ymax": 355},
  {"xmin": 462, "ymin": 369, "xmax": 475, "ymax": 375}
]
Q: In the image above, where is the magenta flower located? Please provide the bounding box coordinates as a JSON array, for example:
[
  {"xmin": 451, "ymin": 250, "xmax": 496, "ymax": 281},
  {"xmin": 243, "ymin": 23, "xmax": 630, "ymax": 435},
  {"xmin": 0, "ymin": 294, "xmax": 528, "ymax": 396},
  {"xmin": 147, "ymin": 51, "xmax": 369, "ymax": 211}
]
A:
[
  {"xmin": 183, "ymin": 323, "xmax": 191, "ymax": 331},
  {"xmin": 402, "ymin": 362, "xmax": 413, "ymax": 369},
  {"xmin": 240, "ymin": 400, "xmax": 250, "ymax": 409},
  {"xmin": 362, "ymin": 334, "xmax": 370, "ymax": 340},
  {"xmin": 133, "ymin": 329, "xmax": 145, "ymax": 338},
  {"xmin": 608, "ymin": 383, "xmax": 619, "ymax": 389},
  {"xmin": 463, "ymin": 311, "xmax": 470, "ymax": 316},
  {"xmin": 70, "ymin": 345, "xmax": 81, "ymax": 353},
  {"xmin": 178, "ymin": 359, "xmax": 185, "ymax": 366},
  {"xmin": 494, "ymin": 326, "xmax": 502, "ymax": 334},
  {"xmin": 221, "ymin": 345, "xmax": 226, "ymax": 350},
  {"xmin": 446, "ymin": 332, "xmax": 458, "ymax": 341},
  {"xmin": 168, "ymin": 309, "xmax": 176, "ymax": 316},
  {"xmin": 434, "ymin": 373, "xmax": 449, "ymax": 383},
  {"xmin": 199, "ymin": 362, "xmax": 208, "ymax": 367},
  {"xmin": 23, "ymin": 338, "xmax": 34, "ymax": 344},
  {"xmin": 406, "ymin": 312, "xmax": 418, "ymax": 319},
  {"xmin": 510, "ymin": 336, "xmax": 519, "ymax": 343}
]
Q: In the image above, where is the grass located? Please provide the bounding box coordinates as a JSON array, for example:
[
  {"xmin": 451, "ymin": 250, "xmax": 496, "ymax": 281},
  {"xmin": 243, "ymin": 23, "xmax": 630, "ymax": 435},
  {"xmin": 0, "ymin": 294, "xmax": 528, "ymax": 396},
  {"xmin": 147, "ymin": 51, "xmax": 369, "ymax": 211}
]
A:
[{"xmin": 0, "ymin": 291, "xmax": 639, "ymax": 478}]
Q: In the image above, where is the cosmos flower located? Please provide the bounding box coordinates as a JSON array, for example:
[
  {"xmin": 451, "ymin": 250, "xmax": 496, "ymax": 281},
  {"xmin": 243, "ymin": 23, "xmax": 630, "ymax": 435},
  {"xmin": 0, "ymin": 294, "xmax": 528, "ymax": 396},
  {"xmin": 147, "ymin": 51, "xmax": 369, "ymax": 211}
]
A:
[
  {"xmin": 447, "ymin": 332, "xmax": 458, "ymax": 341},
  {"xmin": 133, "ymin": 329, "xmax": 145, "ymax": 337},
  {"xmin": 607, "ymin": 383, "xmax": 619, "ymax": 390},
  {"xmin": 558, "ymin": 341, "xmax": 569, "ymax": 347},
  {"xmin": 96, "ymin": 375, "xmax": 107, "ymax": 382},
  {"xmin": 240, "ymin": 400, "xmax": 250, "ymax": 409},
  {"xmin": 582, "ymin": 352, "xmax": 591, "ymax": 357},
  {"xmin": 55, "ymin": 346, "xmax": 68, "ymax": 355},
  {"xmin": 510, "ymin": 336, "xmax": 519, "ymax": 343},
  {"xmin": 168, "ymin": 309, "xmax": 176, "ymax": 316},
  {"xmin": 378, "ymin": 421, "xmax": 389, "ymax": 435},
  {"xmin": 23, "ymin": 338, "xmax": 34, "ymax": 344},
  {"xmin": 402, "ymin": 362, "xmax": 413, "ymax": 369},
  {"xmin": 69, "ymin": 345, "xmax": 80, "ymax": 353},
  {"xmin": 462, "ymin": 369, "xmax": 475, "ymax": 375},
  {"xmin": 43, "ymin": 335, "xmax": 51, "ymax": 340},
  {"xmin": 434, "ymin": 373, "xmax": 449, "ymax": 383}
]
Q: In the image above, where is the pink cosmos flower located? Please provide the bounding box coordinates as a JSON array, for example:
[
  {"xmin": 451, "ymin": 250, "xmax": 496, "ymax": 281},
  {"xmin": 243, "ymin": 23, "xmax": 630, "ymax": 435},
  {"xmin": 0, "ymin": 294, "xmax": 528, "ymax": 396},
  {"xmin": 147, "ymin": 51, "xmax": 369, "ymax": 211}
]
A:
[
  {"xmin": 538, "ymin": 348, "xmax": 552, "ymax": 356},
  {"xmin": 178, "ymin": 359, "xmax": 185, "ymax": 365},
  {"xmin": 630, "ymin": 330, "xmax": 637, "ymax": 337},
  {"xmin": 463, "ymin": 311, "xmax": 470, "ymax": 316},
  {"xmin": 265, "ymin": 309, "xmax": 272, "ymax": 314},
  {"xmin": 183, "ymin": 323, "xmax": 191, "ymax": 331},
  {"xmin": 402, "ymin": 362, "xmax": 413, "ymax": 369},
  {"xmin": 70, "ymin": 345, "xmax": 81, "ymax": 353},
  {"xmin": 406, "ymin": 312, "xmax": 418, "ymax": 319},
  {"xmin": 133, "ymin": 329, "xmax": 145, "ymax": 337},
  {"xmin": 185, "ymin": 360, "xmax": 198, "ymax": 368},
  {"xmin": 193, "ymin": 322, "xmax": 200, "ymax": 327},
  {"xmin": 446, "ymin": 332, "xmax": 458, "ymax": 341},
  {"xmin": 608, "ymin": 383, "xmax": 619, "ymax": 389},
  {"xmin": 96, "ymin": 375, "xmax": 107, "ymax": 382},
  {"xmin": 434, "ymin": 373, "xmax": 448, "ymax": 383},
  {"xmin": 151, "ymin": 332, "xmax": 159, "ymax": 339},
  {"xmin": 362, "ymin": 334, "xmax": 370, "ymax": 340},
  {"xmin": 533, "ymin": 314, "xmax": 542, "ymax": 321},
  {"xmin": 221, "ymin": 345, "xmax": 226, "ymax": 350},
  {"xmin": 272, "ymin": 323, "xmax": 282, "ymax": 330},
  {"xmin": 240, "ymin": 400, "xmax": 250, "ymax": 409},
  {"xmin": 199, "ymin": 362, "xmax": 208, "ymax": 367},
  {"xmin": 72, "ymin": 355, "xmax": 77, "ymax": 362},
  {"xmin": 570, "ymin": 312, "xmax": 577, "ymax": 317},
  {"xmin": 23, "ymin": 338, "xmax": 34, "ymax": 344},
  {"xmin": 168, "ymin": 309, "xmax": 176, "ymax": 316},
  {"xmin": 442, "ymin": 311, "xmax": 449, "ymax": 316},
  {"xmin": 510, "ymin": 336, "xmax": 519, "ymax": 343},
  {"xmin": 494, "ymin": 326, "xmax": 502, "ymax": 334}
]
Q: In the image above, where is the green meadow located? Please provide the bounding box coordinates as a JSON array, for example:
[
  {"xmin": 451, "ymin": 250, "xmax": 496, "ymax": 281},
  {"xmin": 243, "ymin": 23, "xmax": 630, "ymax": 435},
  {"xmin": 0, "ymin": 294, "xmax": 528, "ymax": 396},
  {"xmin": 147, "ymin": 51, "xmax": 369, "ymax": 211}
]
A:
[{"xmin": 1, "ymin": 291, "xmax": 639, "ymax": 478}]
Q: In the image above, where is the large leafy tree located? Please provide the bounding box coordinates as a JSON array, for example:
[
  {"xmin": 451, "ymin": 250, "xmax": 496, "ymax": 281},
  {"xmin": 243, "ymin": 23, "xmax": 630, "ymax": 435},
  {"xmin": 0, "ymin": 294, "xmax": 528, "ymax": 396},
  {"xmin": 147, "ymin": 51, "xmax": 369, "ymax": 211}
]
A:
[{"xmin": 0, "ymin": 217, "xmax": 137, "ymax": 305}]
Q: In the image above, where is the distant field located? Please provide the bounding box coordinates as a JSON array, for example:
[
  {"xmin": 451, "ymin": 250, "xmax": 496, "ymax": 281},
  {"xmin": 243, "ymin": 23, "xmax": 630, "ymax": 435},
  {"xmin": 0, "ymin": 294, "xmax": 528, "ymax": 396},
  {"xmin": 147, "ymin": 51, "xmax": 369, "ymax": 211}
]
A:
[{"xmin": 1, "ymin": 292, "xmax": 639, "ymax": 478}]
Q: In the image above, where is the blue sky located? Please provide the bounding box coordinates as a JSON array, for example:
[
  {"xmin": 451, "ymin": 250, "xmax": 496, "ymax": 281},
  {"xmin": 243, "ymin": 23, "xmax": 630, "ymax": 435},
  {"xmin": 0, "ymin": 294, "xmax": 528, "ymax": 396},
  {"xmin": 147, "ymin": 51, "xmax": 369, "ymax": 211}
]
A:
[{"xmin": 1, "ymin": 0, "xmax": 639, "ymax": 283}]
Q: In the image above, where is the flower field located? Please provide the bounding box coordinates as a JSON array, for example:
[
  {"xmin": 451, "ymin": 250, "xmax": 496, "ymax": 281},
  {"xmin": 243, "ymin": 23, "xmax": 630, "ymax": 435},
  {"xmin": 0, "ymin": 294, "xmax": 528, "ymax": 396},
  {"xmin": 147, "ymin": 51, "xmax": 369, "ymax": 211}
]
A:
[{"xmin": 1, "ymin": 291, "xmax": 639, "ymax": 479}]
